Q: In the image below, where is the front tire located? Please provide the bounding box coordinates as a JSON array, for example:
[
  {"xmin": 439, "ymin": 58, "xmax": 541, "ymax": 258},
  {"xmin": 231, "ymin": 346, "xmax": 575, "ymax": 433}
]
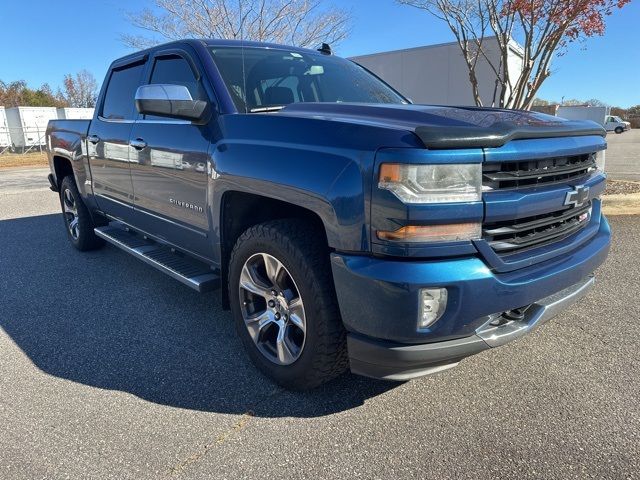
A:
[
  {"xmin": 615, "ymin": 126, "xmax": 624, "ymax": 134},
  {"xmin": 228, "ymin": 219, "xmax": 347, "ymax": 390},
  {"xmin": 59, "ymin": 175, "xmax": 104, "ymax": 251}
]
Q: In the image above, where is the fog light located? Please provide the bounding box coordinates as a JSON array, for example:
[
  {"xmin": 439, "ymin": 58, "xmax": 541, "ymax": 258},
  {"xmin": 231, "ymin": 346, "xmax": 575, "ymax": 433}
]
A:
[{"xmin": 418, "ymin": 288, "xmax": 448, "ymax": 329}]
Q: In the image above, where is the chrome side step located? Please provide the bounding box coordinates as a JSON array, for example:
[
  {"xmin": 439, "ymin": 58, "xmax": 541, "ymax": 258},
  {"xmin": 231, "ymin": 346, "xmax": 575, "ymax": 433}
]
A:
[{"xmin": 94, "ymin": 224, "xmax": 220, "ymax": 293}]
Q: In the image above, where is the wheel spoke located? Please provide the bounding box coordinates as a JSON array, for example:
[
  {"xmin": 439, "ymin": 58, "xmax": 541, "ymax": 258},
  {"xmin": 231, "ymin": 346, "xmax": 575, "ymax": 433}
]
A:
[
  {"xmin": 262, "ymin": 253, "xmax": 283, "ymax": 289},
  {"xmin": 239, "ymin": 264, "xmax": 270, "ymax": 299},
  {"xmin": 276, "ymin": 326, "xmax": 295, "ymax": 364},
  {"xmin": 288, "ymin": 297, "xmax": 305, "ymax": 333},
  {"xmin": 245, "ymin": 311, "xmax": 273, "ymax": 341},
  {"xmin": 69, "ymin": 218, "xmax": 79, "ymax": 238}
]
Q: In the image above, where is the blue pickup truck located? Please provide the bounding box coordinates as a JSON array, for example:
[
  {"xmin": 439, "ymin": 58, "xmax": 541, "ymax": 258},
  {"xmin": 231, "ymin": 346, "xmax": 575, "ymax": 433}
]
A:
[{"xmin": 46, "ymin": 39, "xmax": 610, "ymax": 389}]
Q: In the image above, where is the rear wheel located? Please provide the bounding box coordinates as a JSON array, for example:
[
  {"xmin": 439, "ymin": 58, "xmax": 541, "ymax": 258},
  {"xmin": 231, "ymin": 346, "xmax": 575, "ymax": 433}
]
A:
[
  {"xmin": 228, "ymin": 219, "xmax": 347, "ymax": 390},
  {"xmin": 59, "ymin": 175, "xmax": 104, "ymax": 251}
]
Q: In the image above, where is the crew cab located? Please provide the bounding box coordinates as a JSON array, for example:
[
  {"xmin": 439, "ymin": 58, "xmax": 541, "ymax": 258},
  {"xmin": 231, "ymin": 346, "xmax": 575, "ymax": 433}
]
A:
[{"xmin": 46, "ymin": 39, "xmax": 611, "ymax": 389}]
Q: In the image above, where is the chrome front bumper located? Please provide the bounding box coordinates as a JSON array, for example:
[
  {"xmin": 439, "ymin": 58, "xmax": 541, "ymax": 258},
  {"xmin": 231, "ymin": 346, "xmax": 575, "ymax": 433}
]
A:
[{"xmin": 476, "ymin": 274, "xmax": 594, "ymax": 347}]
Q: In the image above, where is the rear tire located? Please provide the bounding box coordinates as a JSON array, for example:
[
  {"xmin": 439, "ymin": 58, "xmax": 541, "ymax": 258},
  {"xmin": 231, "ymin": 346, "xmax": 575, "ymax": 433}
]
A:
[
  {"xmin": 59, "ymin": 175, "xmax": 104, "ymax": 251},
  {"xmin": 228, "ymin": 219, "xmax": 348, "ymax": 390}
]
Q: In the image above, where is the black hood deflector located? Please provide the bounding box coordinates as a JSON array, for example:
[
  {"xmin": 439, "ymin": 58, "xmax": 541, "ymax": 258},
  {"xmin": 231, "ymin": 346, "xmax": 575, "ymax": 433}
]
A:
[
  {"xmin": 414, "ymin": 121, "xmax": 606, "ymax": 149},
  {"xmin": 279, "ymin": 103, "xmax": 606, "ymax": 149}
]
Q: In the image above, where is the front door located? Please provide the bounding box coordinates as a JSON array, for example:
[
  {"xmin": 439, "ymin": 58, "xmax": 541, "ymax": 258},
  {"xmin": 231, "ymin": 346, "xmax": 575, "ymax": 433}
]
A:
[
  {"xmin": 128, "ymin": 50, "xmax": 214, "ymax": 261},
  {"xmin": 89, "ymin": 58, "xmax": 146, "ymax": 220}
]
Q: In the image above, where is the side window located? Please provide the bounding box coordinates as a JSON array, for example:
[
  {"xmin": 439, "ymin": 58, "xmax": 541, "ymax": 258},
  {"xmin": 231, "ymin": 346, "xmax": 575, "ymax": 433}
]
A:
[
  {"xmin": 149, "ymin": 55, "xmax": 203, "ymax": 100},
  {"xmin": 145, "ymin": 55, "xmax": 204, "ymax": 121},
  {"xmin": 101, "ymin": 62, "xmax": 145, "ymax": 120}
]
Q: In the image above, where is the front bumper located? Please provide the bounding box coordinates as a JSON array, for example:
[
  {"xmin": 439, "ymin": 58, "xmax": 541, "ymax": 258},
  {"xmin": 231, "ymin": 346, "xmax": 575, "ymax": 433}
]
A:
[
  {"xmin": 331, "ymin": 214, "xmax": 611, "ymax": 380},
  {"xmin": 348, "ymin": 275, "xmax": 594, "ymax": 380}
]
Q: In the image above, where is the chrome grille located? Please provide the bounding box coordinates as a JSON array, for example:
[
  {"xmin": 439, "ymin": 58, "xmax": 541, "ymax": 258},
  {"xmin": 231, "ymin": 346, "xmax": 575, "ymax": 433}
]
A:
[
  {"xmin": 483, "ymin": 153, "xmax": 596, "ymax": 190},
  {"xmin": 483, "ymin": 202, "xmax": 592, "ymax": 255}
]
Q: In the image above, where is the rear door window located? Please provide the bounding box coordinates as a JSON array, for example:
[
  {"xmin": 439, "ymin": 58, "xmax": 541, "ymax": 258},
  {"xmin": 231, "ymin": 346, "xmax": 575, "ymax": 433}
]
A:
[{"xmin": 101, "ymin": 62, "xmax": 146, "ymax": 120}]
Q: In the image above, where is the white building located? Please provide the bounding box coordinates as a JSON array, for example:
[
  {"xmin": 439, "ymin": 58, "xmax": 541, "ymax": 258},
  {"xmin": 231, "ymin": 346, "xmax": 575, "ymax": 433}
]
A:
[
  {"xmin": 350, "ymin": 37, "xmax": 524, "ymax": 107},
  {"xmin": 5, "ymin": 106, "xmax": 58, "ymax": 148},
  {"xmin": 57, "ymin": 107, "xmax": 95, "ymax": 120},
  {"xmin": 0, "ymin": 107, "xmax": 11, "ymax": 148}
]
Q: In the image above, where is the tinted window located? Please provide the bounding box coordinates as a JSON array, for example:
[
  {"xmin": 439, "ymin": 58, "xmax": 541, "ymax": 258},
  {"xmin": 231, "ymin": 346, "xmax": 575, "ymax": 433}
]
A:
[
  {"xmin": 101, "ymin": 62, "xmax": 145, "ymax": 120},
  {"xmin": 149, "ymin": 55, "xmax": 202, "ymax": 100}
]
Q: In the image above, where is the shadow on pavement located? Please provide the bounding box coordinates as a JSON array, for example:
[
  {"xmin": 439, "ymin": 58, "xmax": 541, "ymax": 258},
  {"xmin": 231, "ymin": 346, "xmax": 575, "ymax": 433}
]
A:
[{"xmin": 0, "ymin": 214, "xmax": 397, "ymax": 417}]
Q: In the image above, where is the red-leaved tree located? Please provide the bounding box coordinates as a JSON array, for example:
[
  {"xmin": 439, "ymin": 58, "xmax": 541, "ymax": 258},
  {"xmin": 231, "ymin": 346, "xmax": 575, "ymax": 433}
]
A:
[{"xmin": 398, "ymin": 0, "xmax": 630, "ymax": 109}]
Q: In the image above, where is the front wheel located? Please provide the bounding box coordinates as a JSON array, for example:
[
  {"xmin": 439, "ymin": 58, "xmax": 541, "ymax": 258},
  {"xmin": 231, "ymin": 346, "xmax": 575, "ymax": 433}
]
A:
[
  {"xmin": 615, "ymin": 126, "xmax": 624, "ymax": 134},
  {"xmin": 228, "ymin": 219, "xmax": 347, "ymax": 390},
  {"xmin": 59, "ymin": 176, "xmax": 104, "ymax": 251}
]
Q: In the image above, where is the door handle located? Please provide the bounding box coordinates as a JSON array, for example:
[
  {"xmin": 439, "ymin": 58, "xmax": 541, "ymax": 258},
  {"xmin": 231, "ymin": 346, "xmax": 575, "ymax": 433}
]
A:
[
  {"xmin": 87, "ymin": 135, "xmax": 100, "ymax": 144},
  {"xmin": 130, "ymin": 138, "xmax": 147, "ymax": 150}
]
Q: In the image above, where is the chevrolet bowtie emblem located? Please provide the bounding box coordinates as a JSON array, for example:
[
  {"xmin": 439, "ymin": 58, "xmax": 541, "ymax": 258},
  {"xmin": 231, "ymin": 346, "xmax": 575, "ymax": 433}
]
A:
[{"xmin": 564, "ymin": 185, "xmax": 590, "ymax": 208}]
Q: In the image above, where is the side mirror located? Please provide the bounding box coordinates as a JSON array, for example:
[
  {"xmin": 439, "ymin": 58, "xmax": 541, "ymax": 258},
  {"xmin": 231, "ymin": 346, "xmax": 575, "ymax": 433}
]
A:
[{"xmin": 135, "ymin": 84, "xmax": 209, "ymax": 122}]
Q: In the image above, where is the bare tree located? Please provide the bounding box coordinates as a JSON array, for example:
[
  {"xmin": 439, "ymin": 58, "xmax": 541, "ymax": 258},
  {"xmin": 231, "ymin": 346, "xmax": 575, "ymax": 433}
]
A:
[
  {"xmin": 63, "ymin": 70, "xmax": 98, "ymax": 108},
  {"xmin": 122, "ymin": 0, "xmax": 351, "ymax": 50},
  {"xmin": 398, "ymin": 0, "xmax": 630, "ymax": 110}
]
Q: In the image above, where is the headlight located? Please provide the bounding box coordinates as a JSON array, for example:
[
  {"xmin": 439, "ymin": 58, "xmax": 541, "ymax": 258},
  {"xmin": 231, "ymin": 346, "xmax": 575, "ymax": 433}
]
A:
[
  {"xmin": 595, "ymin": 150, "xmax": 606, "ymax": 172},
  {"xmin": 379, "ymin": 163, "xmax": 482, "ymax": 204}
]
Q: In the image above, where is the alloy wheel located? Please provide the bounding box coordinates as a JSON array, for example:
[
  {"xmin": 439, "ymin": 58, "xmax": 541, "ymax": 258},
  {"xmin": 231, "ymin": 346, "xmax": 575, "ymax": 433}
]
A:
[
  {"xmin": 238, "ymin": 252, "xmax": 306, "ymax": 365},
  {"xmin": 62, "ymin": 188, "xmax": 80, "ymax": 240}
]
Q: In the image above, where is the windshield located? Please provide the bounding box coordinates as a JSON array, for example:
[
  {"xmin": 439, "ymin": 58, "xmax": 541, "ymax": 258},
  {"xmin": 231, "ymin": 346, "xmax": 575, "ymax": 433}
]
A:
[{"xmin": 209, "ymin": 46, "xmax": 407, "ymax": 112}]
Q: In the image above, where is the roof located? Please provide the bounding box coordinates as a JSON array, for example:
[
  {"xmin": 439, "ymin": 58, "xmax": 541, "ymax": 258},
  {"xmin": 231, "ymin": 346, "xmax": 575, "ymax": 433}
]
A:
[{"xmin": 113, "ymin": 38, "xmax": 323, "ymax": 66}]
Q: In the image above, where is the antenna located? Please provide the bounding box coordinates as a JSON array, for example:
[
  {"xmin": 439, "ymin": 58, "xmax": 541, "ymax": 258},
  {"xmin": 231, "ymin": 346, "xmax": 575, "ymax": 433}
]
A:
[
  {"xmin": 317, "ymin": 43, "xmax": 332, "ymax": 55},
  {"xmin": 240, "ymin": 2, "xmax": 248, "ymax": 113}
]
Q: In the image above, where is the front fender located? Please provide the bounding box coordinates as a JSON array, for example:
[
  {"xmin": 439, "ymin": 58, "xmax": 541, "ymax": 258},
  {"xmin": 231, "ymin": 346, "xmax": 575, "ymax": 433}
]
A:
[{"xmin": 210, "ymin": 140, "xmax": 367, "ymax": 252}]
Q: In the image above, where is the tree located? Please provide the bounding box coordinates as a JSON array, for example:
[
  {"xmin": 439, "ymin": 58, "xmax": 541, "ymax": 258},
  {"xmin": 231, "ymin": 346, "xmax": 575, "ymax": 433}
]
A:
[
  {"xmin": 0, "ymin": 80, "xmax": 67, "ymax": 107},
  {"xmin": 397, "ymin": 0, "xmax": 630, "ymax": 110},
  {"xmin": 584, "ymin": 98, "xmax": 609, "ymax": 107},
  {"xmin": 122, "ymin": 0, "xmax": 351, "ymax": 49},
  {"xmin": 62, "ymin": 70, "xmax": 98, "ymax": 108}
]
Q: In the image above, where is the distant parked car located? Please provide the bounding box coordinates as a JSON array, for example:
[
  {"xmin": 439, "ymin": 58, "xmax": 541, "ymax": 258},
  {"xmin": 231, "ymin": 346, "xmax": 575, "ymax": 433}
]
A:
[{"xmin": 605, "ymin": 115, "xmax": 630, "ymax": 134}]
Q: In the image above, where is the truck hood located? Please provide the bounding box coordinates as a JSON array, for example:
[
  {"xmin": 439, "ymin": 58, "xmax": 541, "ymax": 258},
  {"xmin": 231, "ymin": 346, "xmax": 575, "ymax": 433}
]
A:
[{"xmin": 279, "ymin": 103, "xmax": 606, "ymax": 149}]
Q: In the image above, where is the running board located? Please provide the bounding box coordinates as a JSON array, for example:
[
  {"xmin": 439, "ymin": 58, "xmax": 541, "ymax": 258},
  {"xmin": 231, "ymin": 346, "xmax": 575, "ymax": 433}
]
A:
[{"xmin": 94, "ymin": 224, "xmax": 220, "ymax": 293}]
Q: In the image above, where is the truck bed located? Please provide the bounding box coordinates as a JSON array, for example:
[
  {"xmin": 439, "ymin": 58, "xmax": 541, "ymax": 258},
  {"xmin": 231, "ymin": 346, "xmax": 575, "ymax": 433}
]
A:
[{"xmin": 46, "ymin": 119, "xmax": 91, "ymax": 139}]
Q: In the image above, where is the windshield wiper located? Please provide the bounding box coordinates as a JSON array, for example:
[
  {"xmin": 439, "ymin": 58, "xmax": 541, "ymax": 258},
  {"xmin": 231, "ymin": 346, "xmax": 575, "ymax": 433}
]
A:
[{"xmin": 249, "ymin": 106, "xmax": 286, "ymax": 113}]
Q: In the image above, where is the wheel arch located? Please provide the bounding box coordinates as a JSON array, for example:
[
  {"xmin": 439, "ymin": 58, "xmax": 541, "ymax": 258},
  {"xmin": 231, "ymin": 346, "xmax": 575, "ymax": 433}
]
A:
[
  {"xmin": 218, "ymin": 191, "xmax": 331, "ymax": 310},
  {"xmin": 52, "ymin": 155, "xmax": 74, "ymax": 189}
]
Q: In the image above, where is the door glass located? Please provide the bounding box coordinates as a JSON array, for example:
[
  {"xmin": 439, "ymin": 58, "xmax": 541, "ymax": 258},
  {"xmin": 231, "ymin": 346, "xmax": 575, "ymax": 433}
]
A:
[
  {"xmin": 145, "ymin": 55, "xmax": 203, "ymax": 121},
  {"xmin": 101, "ymin": 62, "xmax": 146, "ymax": 120}
]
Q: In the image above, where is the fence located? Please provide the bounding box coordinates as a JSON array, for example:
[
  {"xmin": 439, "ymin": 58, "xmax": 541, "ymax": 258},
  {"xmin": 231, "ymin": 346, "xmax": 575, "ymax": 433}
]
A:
[{"xmin": 0, "ymin": 125, "xmax": 49, "ymax": 155}]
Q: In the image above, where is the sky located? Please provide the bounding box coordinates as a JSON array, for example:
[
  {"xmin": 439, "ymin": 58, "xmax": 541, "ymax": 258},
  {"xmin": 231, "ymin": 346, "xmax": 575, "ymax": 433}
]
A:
[{"xmin": 0, "ymin": 0, "xmax": 638, "ymax": 107}]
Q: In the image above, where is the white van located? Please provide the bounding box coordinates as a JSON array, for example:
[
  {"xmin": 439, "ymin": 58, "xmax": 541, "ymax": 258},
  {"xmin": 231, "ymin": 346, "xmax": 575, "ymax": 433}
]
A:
[{"xmin": 605, "ymin": 115, "xmax": 630, "ymax": 134}]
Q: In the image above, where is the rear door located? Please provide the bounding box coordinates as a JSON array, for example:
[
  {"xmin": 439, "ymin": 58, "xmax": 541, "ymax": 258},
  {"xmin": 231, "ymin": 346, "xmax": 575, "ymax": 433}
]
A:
[
  {"xmin": 88, "ymin": 56, "xmax": 147, "ymax": 220},
  {"xmin": 128, "ymin": 48, "xmax": 215, "ymax": 261}
]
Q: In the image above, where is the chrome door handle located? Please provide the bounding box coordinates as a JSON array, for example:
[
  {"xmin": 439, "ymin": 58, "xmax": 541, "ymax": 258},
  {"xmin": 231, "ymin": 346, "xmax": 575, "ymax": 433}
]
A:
[
  {"xmin": 130, "ymin": 138, "xmax": 147, "ymax": 150},
  {"xmin": 87, "ymin": 135, "xmax": 100, "ymax": 144}
]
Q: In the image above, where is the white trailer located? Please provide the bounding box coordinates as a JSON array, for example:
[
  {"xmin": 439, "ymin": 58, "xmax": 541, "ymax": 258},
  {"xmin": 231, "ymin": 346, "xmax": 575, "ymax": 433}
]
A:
[
  {"xmin": 57, "ymin": 107, "xmax": 95, "ymax": 120},
  {"xmin": 0, "ymin": 107, "xmax": 12, "ymax": 150},
  {"xmin": 557, "ymin": 106, "xmax": 609, "ymax": 126},
  {"xmin": 5, "ymin": 106, "xmax": 58, "ymax": 150},
  {"xmin": 350, "ymin": 37, "xmax": 524, "ymax": 107}
]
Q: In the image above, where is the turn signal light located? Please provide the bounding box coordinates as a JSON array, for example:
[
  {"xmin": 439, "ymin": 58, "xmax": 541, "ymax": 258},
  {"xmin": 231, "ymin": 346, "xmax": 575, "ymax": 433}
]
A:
[{"xmin": 377, "ymin": 223, "xmax": 481, "ymax": 243}]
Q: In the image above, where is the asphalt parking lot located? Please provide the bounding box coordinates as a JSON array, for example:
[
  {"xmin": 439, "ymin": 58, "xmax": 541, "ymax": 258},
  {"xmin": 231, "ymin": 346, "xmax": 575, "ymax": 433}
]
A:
[
  {"xmin": 606, "ymin": 129, "xmax": 640, "ymax": 181},
  {"xmin": 1, "ymin": 171, "xmax": 639, "ymax": 479}
]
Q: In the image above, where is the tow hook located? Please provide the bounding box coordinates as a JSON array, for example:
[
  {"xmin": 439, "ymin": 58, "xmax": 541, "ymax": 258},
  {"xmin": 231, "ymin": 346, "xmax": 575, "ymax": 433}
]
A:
[{"xmin": 490, "ymin": 306, "xmax": 530, "ymax": 326}]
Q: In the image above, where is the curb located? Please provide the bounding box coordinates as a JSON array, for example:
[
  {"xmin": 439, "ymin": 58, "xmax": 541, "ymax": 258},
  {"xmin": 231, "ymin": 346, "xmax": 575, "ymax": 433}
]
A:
[{"xmin": 602, "ymin": 193, "xmax": 640, "ymax": 216}]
